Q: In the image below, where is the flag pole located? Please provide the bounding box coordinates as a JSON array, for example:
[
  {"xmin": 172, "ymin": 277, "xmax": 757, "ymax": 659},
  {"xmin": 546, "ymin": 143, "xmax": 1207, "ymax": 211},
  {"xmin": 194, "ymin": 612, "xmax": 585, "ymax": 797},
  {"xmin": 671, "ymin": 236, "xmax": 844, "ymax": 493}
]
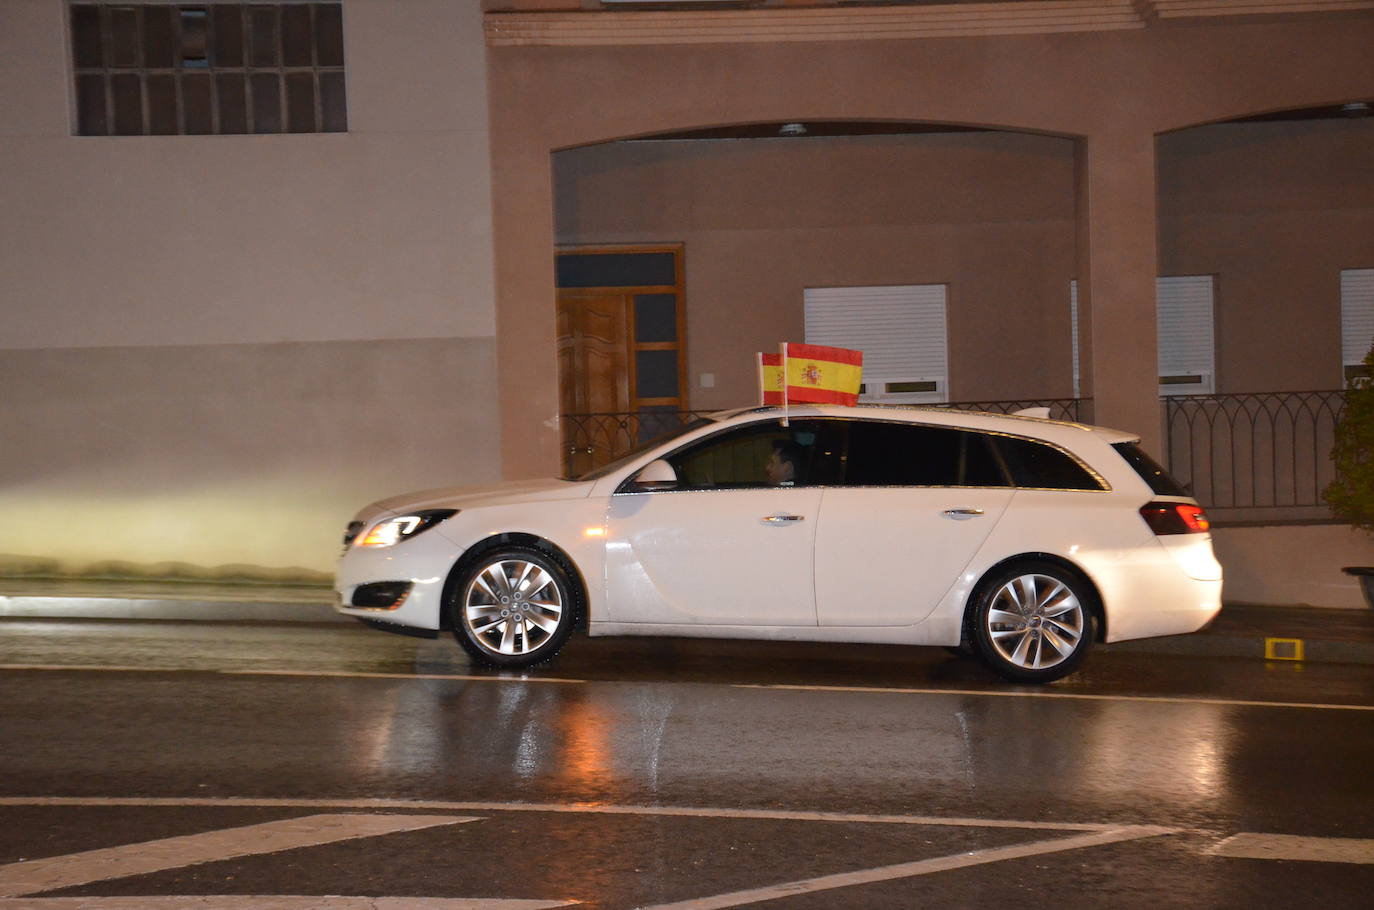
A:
[
  {"xmin": 756, "ymin": 351, "xmax": 765, "ymax": 407},
  {"xmin": 779, "ymin": 342, "xmax": 790, "ymax": 427}
]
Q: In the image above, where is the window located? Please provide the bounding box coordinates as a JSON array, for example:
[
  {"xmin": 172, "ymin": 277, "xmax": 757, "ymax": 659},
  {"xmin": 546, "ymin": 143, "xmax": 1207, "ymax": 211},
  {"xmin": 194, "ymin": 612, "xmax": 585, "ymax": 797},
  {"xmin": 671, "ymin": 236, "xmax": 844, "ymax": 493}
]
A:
[
  {"xmin": 666, "ymin": 420, "xmax": 842, "ymax": 490},
  {"xmin": 1070, "ymin": 276, "xmax": 1215, "ymax": 396},
  {"xmin": 804, "ymin": 285, "xmax": 948, "ymax": 404},
  {"xmin": 842, "ymin": 422, "xmax": 1006, "ymax": 488},
  {"xmin": 1341, "ymin": 268, "xmax": 1374, "ymax": 386},
  {"xmin": 993, "ymin": 435, "xmax": 1104, "ymax": 491},
  {"xmin": 70, "ymin": 2, "xmax": 346, "ymax": 136},
  {"xmin": 1112, "ymin": 442, "xmax": 1188, "ymax": 496}
]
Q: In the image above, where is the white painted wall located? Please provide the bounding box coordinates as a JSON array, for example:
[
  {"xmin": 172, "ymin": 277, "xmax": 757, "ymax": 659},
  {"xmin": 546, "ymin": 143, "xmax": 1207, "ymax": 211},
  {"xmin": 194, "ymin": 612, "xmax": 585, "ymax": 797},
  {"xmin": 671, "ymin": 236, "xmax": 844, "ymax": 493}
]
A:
[
  {"xmin": 0, "ymin": 0, "xmax": 500, "ymax": 577},
  {"xmin": 1, "ymin": 0, "xmax": 495, "ymax": 348}
]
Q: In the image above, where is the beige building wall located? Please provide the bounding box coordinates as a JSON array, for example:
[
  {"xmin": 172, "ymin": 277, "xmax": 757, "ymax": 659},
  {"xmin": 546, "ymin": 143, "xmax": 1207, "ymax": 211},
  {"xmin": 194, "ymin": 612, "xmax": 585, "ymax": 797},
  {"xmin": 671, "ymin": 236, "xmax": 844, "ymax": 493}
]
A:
[
  {"xmin": 552, "ymin": 118, "xmax": 1374, "ymax": 410},
  {"xmin": 1158, "ymin": 119, "xmax": 1374, "ymax": 393},
  {"xmin": 0, "ymin": 0, "xmax": 499, "ymax": 578},
  {"xmin": 555, "ymin": 131, "xmax": 1078, "ymax": 409},
  {"xmin": 488, "ymin": 10, "xmax": 1374, "ymax": 479}
]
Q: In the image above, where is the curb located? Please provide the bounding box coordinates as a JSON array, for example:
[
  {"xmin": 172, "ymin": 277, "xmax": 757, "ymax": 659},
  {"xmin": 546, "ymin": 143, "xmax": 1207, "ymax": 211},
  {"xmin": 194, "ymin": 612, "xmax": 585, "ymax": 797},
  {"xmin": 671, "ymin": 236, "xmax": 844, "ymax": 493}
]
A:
[
  {"xmin": 0, "ymin": 594, "xmax": 346, "ymax": 624},
  {"xmin": 1106, "ymin": 632, "xmax": 1374, "ymax": 666},
  {"xmin": 3, "ymin": 592, "xmax": 1372, "ymax": 666}
]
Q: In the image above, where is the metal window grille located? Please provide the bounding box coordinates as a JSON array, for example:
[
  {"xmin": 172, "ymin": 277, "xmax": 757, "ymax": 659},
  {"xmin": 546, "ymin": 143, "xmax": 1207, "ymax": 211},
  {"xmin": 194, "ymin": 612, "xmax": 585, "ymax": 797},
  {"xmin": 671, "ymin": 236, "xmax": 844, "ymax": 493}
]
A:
[{"xmin": 70, "ymin": 1, "xmax": 346, "ymax": 136}]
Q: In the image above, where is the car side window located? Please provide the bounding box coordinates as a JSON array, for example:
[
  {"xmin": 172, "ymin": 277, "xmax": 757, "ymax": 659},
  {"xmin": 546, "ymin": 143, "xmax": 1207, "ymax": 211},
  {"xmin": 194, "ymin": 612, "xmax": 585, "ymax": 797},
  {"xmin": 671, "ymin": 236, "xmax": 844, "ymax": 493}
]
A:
[
  {"xmin": 841, "ymin": 421, "xmax": 1008, "ymax": 487},
  {"xmin": 666, "ymin": 419, "xmax": 841, "ymax": 490},
  {"xmin": 992, "ymin": 435, "xmax": 1105, "ymax": 491}
]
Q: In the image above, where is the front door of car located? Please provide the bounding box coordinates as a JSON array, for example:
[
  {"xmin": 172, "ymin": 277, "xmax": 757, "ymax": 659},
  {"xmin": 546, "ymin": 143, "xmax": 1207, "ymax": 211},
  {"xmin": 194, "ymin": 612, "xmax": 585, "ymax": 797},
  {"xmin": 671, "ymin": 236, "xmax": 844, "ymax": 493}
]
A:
[
  {"xmin": 813, "ymin": 420, "xmax": 1014, "ymax": 626},
  {"xmin": 603, "ymin": 419, "xmax": 842, "ymax": 625}
]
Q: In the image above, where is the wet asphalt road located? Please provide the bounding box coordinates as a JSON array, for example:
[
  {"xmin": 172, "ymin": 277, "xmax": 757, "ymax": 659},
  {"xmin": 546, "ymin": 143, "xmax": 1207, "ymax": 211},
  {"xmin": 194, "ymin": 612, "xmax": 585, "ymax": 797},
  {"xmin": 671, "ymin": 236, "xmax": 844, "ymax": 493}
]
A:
[{"xmin": 1, "ymin": 619, "xmax": 1372, "ymax": 908}]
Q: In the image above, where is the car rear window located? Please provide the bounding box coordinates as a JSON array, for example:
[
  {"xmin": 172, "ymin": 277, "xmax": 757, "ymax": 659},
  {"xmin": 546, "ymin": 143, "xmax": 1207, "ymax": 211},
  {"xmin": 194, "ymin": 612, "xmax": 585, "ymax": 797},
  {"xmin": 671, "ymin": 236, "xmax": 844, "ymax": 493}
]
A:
[
  {"xmin": 993, "ymin": 436, "xmax": 1105, "ymax": 491},
  {"xmin": 1112, "ymin": 442, "xmax": 1190, "ymax": 496}
]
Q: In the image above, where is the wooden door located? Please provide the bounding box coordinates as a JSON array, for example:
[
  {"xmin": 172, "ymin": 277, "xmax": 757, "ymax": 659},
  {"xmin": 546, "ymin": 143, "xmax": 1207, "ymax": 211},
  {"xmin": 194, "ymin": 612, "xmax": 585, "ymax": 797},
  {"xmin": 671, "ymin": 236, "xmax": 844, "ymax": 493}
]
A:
[
  {"xmin": 556, "ymin": 245, "xmax": 688, "ymax": 476},
  {"xmin": 558, "ymin": 292, "xmax": 632, "ymax": 475}
]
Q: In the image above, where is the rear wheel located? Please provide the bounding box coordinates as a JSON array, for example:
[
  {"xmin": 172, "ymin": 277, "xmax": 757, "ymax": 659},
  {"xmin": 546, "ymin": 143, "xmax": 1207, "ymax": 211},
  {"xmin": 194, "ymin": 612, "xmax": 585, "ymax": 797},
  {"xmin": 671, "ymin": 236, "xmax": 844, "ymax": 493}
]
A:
[
  {"xmin": 970, "ymin": 561, "xmax": 1092, "ymax": 683},
  {"xmin": 450, "ymin": 546, "xmax": 578, "ymax": 668}
]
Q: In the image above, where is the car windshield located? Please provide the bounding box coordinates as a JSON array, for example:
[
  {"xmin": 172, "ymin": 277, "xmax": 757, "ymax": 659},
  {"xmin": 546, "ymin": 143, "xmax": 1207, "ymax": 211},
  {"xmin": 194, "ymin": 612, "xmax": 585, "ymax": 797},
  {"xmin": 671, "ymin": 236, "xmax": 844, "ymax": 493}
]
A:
[{"xmin": 569, "ymin": 416, "xmax": 719, "ymax": 481}]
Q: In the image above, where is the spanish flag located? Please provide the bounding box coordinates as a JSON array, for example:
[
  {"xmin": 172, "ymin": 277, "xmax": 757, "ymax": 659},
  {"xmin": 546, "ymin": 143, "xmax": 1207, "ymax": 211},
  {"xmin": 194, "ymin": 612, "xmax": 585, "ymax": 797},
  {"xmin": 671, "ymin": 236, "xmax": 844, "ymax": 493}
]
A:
[
  {"xmin": 757, "ymin": 352, "xmax": 785, "ymax": 405},
  {"xmin": 759, "ymin": 343, "xmax": 864, "ymax": 406}
]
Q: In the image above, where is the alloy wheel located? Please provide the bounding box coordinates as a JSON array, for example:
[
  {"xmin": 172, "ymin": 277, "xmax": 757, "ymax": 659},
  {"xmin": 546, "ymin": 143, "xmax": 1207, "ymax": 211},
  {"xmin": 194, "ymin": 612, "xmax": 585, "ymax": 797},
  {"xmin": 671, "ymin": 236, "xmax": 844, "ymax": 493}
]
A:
[
  {"xmin": 463, "ymin": 558, "xmax": 565, "ymax": 657},
  {"xmin": 984, "ymin": 572, "xmax": 1085, "ymax": 671}
]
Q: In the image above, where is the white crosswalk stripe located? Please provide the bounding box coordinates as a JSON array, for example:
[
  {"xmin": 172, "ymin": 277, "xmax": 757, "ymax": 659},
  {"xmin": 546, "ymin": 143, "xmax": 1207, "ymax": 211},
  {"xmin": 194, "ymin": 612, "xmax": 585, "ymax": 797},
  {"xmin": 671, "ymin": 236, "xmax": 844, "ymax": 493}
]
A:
[
  {"xmin": 0, "ymin": 900, "xmax": 576, "ymax": 909},
  {"xmin": 0, "ymin": 814, "xmax": 476, "ymax": 898},
  {"xmin": 1207, "ymin": 833, "xmax": 1374, "ymax": 864}
]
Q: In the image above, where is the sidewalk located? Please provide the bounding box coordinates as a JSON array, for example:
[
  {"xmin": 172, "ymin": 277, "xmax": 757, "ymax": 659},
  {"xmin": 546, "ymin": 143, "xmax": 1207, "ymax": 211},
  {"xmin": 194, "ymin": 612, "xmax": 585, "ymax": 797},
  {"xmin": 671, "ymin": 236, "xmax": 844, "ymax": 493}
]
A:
[{"xmin": 1, "ymin": 578, "xmax": 1372, "ymax": 665}]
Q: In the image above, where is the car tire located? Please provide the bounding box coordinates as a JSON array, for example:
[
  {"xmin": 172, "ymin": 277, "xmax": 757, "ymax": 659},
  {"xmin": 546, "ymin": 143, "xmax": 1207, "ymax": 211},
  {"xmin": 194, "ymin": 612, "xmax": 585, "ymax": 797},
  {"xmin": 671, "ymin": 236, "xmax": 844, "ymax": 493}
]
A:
[
  {"xmin": 970, "ymin": 561, "xmax": 1093, "ymax": 684},
  {"xmin": 450, "ymin": 546, "xmax": 579, "ymax": 668}
]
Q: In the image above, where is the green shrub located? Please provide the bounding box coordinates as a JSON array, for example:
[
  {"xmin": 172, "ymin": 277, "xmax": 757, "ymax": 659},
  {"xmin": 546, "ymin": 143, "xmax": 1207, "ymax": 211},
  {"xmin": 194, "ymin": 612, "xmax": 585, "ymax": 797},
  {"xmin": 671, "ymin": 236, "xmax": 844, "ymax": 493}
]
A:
[{"xmin": 1326, "ymin": 341, "xmax": 1374, "ymax": 535}]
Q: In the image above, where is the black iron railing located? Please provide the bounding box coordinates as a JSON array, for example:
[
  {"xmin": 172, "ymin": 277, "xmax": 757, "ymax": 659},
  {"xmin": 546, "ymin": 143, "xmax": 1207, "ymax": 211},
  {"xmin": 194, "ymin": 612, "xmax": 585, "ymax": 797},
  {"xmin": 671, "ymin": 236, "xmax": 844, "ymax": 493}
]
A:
[
  {"xmin": 561, "ymin": 409, "xmax": 716, "ymax": 477},
  {"xmin": 937, "ymin": 398, "xmax": 1084, "ymax": 422},
  {"xmin": 1164, "ymin": 390, "xmax": 1346, "ymax": 519}
]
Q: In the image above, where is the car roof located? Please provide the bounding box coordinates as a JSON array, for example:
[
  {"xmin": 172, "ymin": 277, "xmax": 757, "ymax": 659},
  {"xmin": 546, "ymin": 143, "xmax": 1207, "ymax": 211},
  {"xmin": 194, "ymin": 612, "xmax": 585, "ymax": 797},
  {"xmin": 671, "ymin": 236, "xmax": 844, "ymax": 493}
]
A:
[{"xmin": 706, "ymin": 404, "xmax": 1142, "ymax": 446}]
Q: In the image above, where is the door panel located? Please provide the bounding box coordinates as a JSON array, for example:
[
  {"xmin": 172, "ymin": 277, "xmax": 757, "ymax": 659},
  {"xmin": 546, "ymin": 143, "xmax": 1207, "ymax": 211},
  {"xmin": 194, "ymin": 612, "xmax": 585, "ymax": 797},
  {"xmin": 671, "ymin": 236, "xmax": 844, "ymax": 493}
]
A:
[
  {"xmin": 558, "ymin": 293, "xmax": 631, "ymax": 414},
  {"xmin": 605, "ymin": 488, "xmax": 821, "ymax": 625},
  {"xmin": 814, "ymin": 487, "xmax": 1013, "ymax": 626},
  {"xmin": 558, "ymin": 293, "xmax": 631, "ymax": 474}
]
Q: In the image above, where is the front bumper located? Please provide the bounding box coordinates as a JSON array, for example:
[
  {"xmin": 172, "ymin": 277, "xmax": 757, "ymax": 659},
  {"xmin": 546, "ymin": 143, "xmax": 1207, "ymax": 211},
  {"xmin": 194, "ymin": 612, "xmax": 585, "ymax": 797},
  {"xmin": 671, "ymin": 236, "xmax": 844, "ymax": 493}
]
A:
[{"xmin": 335, "ymin": 528, "xmax": 461, "ymax": 631}]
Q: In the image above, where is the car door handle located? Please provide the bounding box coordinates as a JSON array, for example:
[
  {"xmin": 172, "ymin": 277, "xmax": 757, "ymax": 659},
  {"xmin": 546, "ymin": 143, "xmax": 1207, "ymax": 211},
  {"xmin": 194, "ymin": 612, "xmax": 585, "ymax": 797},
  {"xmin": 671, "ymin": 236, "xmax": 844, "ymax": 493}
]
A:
[
  {"xmin": 762, "ymin": 513, "xmax": 805, "ymax": 524},
  {"xmin": 942, "ymin": 508, "xmax": 985, "ymax": 520}
]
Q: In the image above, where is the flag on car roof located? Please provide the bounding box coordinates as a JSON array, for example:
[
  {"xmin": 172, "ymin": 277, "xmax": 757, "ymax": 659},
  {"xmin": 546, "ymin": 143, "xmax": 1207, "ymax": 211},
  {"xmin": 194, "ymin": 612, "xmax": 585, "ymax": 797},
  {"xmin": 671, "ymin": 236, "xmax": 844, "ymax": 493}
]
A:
[
  {"xmin": 780, "ymin": 342, "xmax": 863, "ymax": 406},
  {"xmin": 757, "ymin": 352, "xmax": 785, "ymax": 406}
]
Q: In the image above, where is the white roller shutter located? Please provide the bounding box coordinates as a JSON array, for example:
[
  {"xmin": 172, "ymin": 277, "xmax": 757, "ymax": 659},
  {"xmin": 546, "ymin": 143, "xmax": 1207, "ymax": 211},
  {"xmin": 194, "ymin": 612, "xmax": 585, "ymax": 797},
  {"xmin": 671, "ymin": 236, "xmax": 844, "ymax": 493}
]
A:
[
  {"xmin": 1157, "ymin": 276, "xmax": 1215, "ymax": 395},
  {"xmin": 1070, "ymin": 281, "xmax": 1080, "ymax": 398},
  {"xmin": 1342, "ymin": 268, "xmax": 1374, "ymax": 385},
  {"xmin": 803, "ymin": 284, "xmax": 948, "ymax": 403},
  {"xmin": 1070, "ymin": 275, "xmax": 1215, "ymax": 396}
]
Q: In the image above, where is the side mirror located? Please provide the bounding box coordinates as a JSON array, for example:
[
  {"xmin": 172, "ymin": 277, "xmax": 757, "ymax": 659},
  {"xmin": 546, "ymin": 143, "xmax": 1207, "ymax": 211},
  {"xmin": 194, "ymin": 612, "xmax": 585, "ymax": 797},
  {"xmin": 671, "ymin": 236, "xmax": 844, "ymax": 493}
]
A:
[{"xmin": 623, "ymin": 458, "xmax": 678, "ymax": 492}]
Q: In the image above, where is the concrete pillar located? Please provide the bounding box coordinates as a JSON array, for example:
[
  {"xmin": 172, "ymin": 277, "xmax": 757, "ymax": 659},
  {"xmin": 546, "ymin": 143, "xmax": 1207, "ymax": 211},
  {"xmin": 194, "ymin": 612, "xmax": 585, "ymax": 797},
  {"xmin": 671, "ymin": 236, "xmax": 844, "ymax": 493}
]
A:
[
  {"xmin": 1075, "ymin": 130, "xmax": 1164, "ymax": 456},
  {"xmin": 492, "ymin": 144, "xmax": 563, "ymax": 480}
]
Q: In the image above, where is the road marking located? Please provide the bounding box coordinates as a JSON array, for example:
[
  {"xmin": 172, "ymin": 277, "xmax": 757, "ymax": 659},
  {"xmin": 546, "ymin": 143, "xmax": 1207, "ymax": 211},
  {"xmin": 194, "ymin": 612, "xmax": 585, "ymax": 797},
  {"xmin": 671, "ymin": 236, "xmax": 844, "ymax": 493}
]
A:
[
  {"xmin": 221, "ymin": 669, "xmax": 586, "ymax": 684},
  {"xmin": 5, "ymin": 663, "xmax": 1369, "ymax": 711},
  {"xmin": 0, "ymin": 814, "xmax": 476, "ymax": 898},
  {"xmin": 639, "ymin": 826, "xmax": 1174, "ymax": 909},
  {"xmin": 734, "ymin": 683, "xmax": 1374, "ymax": 712},
  {"xmin": 0, "ymin": 900, "xmax": 576, "ymax": 909},
  {"xmin": 1207, "ymin": 833, "xmax": 1374, "ymax": 864},
  {"xmin": 0, "ymin": 666, "xmax": 585, "ymax": 685},
  {"xmin": 0, "ymin": 797, "xmax": 1120, "ymax": 833}
]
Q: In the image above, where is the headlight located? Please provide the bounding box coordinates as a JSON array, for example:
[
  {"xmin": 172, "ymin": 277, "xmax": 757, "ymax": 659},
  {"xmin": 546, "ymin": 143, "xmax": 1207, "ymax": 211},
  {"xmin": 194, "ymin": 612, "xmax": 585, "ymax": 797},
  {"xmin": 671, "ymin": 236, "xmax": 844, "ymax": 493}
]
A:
[{"xmin": 356, "ymin": 509, "xmax": 458, "ymax": 548}]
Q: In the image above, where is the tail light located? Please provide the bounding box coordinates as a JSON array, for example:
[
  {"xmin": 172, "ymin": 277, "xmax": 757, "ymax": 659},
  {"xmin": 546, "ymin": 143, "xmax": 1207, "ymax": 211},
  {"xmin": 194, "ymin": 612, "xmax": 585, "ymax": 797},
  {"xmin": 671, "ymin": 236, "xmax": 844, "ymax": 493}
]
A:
[{"xmin": 1139, "ymin": 501, "xmax": 1210, "ymax": 535}]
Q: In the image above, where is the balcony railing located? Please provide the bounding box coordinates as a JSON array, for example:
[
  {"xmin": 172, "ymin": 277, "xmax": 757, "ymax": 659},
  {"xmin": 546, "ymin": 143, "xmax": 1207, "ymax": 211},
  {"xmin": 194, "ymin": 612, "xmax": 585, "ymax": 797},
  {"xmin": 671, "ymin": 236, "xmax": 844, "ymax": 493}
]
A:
[
  {"xmin": 562, "ymin": 391, "xmax": 1348, "ymax": 524},
  {"xmin": 1163, "ymin": 390, "xmax": 1346, "ymax": 522}
]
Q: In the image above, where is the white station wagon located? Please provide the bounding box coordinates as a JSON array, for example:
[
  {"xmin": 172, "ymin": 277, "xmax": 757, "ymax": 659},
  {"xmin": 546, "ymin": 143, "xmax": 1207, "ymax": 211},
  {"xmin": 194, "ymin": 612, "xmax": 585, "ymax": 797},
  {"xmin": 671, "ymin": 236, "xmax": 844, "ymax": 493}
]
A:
[{"xmin": 336, "ymin": 405, "xmax": 1222, "ymax": 683}]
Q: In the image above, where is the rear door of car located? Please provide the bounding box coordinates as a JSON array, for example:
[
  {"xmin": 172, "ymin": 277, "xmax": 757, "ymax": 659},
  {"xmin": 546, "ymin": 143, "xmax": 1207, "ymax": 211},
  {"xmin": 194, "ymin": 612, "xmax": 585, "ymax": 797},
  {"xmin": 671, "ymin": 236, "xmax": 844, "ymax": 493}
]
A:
[{"xmin": 813, "ymin": 419, "xmax": 1015, "ymax": 627}]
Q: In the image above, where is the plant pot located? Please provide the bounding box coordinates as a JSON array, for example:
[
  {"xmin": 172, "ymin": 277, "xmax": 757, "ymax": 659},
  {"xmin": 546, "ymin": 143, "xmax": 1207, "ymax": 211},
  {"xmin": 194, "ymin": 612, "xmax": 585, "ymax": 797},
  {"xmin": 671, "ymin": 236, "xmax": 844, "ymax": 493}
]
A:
[{"xmin": 1343, "ymin": 567, "xmax": 1374, "ymax": 609}]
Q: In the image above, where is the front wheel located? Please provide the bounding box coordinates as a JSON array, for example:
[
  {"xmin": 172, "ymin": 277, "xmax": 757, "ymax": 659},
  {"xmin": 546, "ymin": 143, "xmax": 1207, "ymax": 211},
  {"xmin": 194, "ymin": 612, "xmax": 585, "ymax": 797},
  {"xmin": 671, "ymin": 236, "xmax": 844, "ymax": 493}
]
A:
[
  {"xmin": 970, "ymin": 562, "xmax": 1093, "ymax": 683},
  {"xmin": 450, "ymin": 546, "xmax": 578, "ymax": 668}
]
